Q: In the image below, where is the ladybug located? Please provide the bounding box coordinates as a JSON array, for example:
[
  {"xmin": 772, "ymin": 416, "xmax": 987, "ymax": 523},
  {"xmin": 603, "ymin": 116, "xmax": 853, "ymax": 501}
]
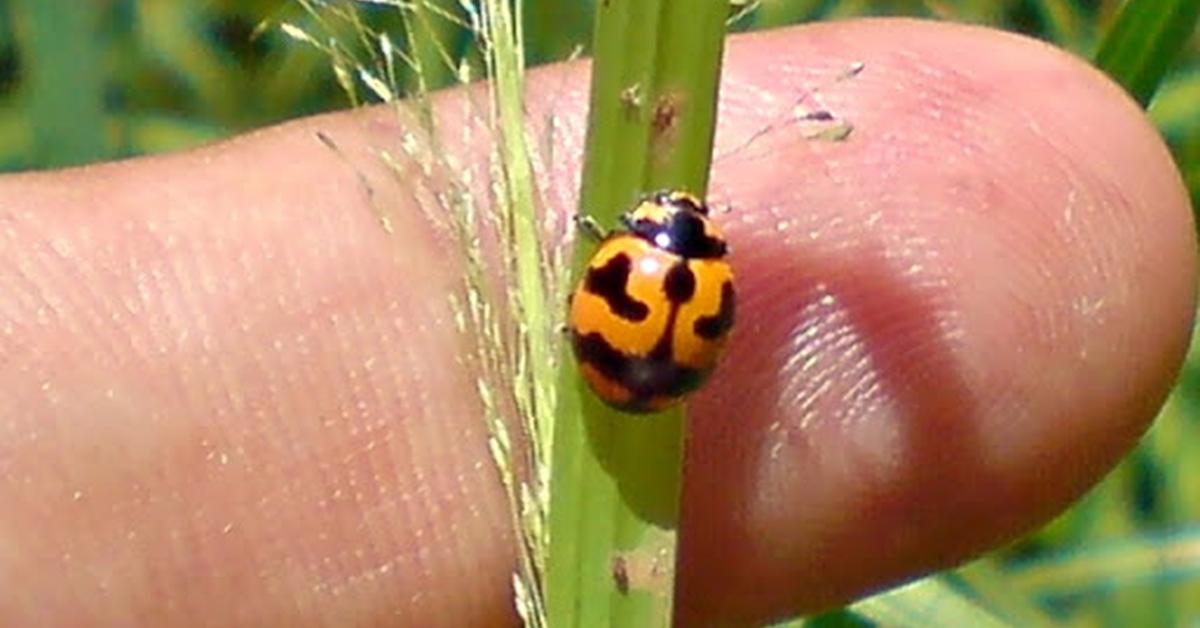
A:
[{"xmin": 569, "ymin": 190, "xmax": 735, "ymax": 413}]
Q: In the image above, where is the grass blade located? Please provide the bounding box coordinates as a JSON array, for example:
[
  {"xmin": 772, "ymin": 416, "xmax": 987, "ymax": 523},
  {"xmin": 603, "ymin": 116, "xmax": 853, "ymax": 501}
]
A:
[{"xmin": 1093, "ymin": 0, "xmax": 1200, "ymax": 107}]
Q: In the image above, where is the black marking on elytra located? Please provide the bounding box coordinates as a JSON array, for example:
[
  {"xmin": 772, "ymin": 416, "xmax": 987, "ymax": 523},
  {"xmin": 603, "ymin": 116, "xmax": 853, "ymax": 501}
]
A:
[
  {"xmin": 625, "ymin": 204, "xmax": 726, "ymax": 259},
  {"xmin": 572, "ymin": 329, "xmax": 706, "ymax": 413},
  {"xmin": 663, "ymin": 262, "xmax": 696, "ymax": 304},
  {"xmin": 652, "ymin": 190, "xmax": 707, "ymax": 215},
  {"xmin": 648, "ymin": 310, "xmax": 676, "ymax": 361},
  {"xmin": 647, "ymin": 263, "xmax": 692, "ymax": 362},
  {"xmin": 694, "ymin": 280, "xmax": 735, "ymax": 340},
  {"xmin": 573, "ymin": 258, "xmax": 709, "ymax": 412},
  {"xmin": 586, "ymin": 252, "xmax": 649, "ymax": 322}
]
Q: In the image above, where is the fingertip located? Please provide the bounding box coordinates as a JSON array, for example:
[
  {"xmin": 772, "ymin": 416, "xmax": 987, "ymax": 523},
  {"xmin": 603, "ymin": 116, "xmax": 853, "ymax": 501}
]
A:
[{"xmin": 680, "ymin": 18, "xmax": 1195, "ymax": 625}]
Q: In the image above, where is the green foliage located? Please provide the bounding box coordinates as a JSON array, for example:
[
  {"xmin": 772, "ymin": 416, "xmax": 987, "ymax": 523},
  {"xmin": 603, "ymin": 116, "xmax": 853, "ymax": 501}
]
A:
[
  {"xmin": 11, "ymin": 1, "xmax": 107, "ymax": 167},
  {"xmin": 1, "ymin": 0, "xmax": 347, "ymax": 169},
  {"xmin": 4, "ymin": 2, "xmax": 1199, "ymax": 209},
  {"xmin": 4, "ymin": 1, "xmax": 1200, "ymax": 626},
  {"xmin": 1094, "ymin": 0, "xmax": 1200, "ymax": 106}
]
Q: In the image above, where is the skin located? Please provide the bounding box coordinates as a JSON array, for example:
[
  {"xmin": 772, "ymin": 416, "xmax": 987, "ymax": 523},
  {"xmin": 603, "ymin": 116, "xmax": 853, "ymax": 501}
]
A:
[{"xmin": 0, "ymin": 18, "xmax": 1194, "ymax": 628}]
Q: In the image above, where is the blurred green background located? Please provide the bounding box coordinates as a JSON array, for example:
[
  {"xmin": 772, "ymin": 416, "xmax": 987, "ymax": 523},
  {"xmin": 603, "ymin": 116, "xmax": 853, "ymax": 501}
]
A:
[
  {"xmin": 2, "ymin": 1, "xmax": 1199, "ymax": 625},
  {"xmin": 2, "ymin": 1, "xmax": 1197, "ymax": 204}
]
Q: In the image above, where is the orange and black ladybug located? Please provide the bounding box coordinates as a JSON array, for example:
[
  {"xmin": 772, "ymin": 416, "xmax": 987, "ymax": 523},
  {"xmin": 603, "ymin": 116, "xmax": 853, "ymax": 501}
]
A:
[{"xmin": 569, "ymin": 190, "xmax": 735, "ymax": 413}]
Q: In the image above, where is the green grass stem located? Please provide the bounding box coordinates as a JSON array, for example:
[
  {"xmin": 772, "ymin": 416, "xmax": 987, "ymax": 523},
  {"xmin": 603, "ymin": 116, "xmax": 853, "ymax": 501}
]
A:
[{"xmin": 545, "ymin": 1, "xmax": 728, "ymax": 626}]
